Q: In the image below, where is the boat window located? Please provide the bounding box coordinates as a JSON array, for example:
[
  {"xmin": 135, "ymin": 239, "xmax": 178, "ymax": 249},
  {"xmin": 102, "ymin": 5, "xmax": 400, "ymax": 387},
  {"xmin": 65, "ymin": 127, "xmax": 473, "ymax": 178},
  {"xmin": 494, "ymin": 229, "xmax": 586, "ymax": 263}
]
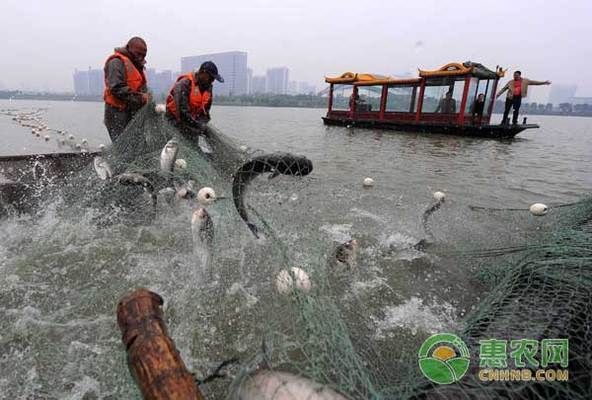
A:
[
  {"xmin": 464, "ymin": 78, "xmax": 479, "ymax": 116},
  {"xmin": 386, "ymin": 86, "xmax": 418, "ymax": 112},
  {"xmin": 422, "ymin": 79, "xmax": 465, "ymax": 113},
  {"xmin": 357, "ymin": 86, "xmax": 382, "ymax": 112},
  {"xmin": 331, "ymin": 84, "xmax": 354, "ymax": 111},
  {"xmin": 480, "ymin": 80, "xmax": 492, "ymax": 116}
]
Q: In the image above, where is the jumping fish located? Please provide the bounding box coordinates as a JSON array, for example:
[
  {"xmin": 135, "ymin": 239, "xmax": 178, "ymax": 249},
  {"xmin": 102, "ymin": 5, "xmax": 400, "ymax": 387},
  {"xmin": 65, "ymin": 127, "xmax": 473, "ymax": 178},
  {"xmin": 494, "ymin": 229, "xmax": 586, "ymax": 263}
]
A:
[
  {"xmin": 332, "ymin": 238, "xmax": 358, "ymax": 270},
  {"xmin": 191, "ymin": 207, "xmax": 214, "ymax": 247},
  {"xmin": 160, "ymin": 139, "xmax": 179, "ymax": 174},
  {"xmin": 115, "ymin": 172, "xmax": 157, "ymax": 208},
  {"xmin": 414, "ymin": 193, "xmax": 446, "ymax": 250},
  {"xmin": 93, "ymin": 156, "xmax": 113, "ymax": 180},
  {"xmin": 232, "ymin": 153, "xmax": 313, "ymax": 238}
]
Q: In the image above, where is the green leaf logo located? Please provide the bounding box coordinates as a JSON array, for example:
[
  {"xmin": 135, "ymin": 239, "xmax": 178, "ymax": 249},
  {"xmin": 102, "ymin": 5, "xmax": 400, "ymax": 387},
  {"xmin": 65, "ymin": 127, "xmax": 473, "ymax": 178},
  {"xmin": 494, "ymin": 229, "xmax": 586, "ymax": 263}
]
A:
[{"xmin": 418, "ymin": 333, "xmax": 470, "ymax": 384}]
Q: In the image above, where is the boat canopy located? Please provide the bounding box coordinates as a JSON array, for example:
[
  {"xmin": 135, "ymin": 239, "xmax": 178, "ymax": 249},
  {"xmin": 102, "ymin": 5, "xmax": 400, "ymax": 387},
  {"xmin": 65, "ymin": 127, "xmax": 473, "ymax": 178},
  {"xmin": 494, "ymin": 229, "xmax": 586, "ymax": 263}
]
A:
[
  {"xmin": 326, "ymin": 62, "xmax": 504, "ymax": 84},
  {"xmin": 419, "ymin": 62, "xmax": 505, "ymax": 79},
  {"xmin": 325, "ymin": 72, "xmax": 421, "ymax": 86}
]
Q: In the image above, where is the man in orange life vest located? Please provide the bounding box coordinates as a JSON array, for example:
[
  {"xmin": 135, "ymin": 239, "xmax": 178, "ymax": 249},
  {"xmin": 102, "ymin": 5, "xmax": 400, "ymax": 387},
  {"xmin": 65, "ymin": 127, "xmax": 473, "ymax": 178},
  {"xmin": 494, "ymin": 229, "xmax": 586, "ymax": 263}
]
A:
[
  {"xmin": 165, "ymin": 61, "xmax": 224, "ymax": 137},
  {"xmin": 103, "ymin": 37, "xmax": 150, "ymax": 141}
]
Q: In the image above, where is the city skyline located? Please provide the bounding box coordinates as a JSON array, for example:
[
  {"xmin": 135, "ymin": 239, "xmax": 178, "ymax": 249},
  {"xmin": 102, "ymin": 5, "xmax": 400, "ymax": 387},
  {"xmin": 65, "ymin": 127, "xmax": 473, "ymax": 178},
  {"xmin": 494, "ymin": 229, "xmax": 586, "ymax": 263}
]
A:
[{"xmin": 1, "ymin": 0, "xmax": 591, "ymax": 103}]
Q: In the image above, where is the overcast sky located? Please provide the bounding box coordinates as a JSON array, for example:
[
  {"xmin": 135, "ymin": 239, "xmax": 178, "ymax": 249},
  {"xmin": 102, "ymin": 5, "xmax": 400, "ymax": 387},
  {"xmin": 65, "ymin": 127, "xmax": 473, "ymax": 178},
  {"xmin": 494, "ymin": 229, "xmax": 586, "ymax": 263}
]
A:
[{"xmin": 1, "ymin": 0, "xmax": 590, "ymax": 101}]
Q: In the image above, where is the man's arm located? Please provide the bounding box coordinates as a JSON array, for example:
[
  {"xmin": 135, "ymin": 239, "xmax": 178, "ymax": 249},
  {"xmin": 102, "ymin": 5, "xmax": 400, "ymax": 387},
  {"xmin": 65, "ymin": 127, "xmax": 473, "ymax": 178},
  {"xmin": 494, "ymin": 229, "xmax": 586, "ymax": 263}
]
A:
[
  {"xmin": 105, "ymin": 58, "xmax": 145, "ymax": 107},
  {"xmin": 496, "ymin": 82, "xmax": 510, "ymax": 98},
  {"xmin": 526, "ymin": 78, "xmax": 552, "ymax": 86}
]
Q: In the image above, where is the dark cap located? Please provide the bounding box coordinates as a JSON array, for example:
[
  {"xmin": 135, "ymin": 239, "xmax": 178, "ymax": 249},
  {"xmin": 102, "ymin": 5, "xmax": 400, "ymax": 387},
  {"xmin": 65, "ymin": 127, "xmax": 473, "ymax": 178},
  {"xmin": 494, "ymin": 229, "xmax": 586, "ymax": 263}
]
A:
[{"xmin": 199, "ymin": 61, "xmax": 224, "ymax": 83}]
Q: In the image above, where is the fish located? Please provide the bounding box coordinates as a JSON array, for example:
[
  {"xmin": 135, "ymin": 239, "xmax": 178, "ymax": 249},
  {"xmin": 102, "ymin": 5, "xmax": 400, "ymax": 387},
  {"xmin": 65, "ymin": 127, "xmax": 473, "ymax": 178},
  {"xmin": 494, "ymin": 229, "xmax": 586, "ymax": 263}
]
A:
[
  {"xmin": 115, "ymin": 172, "xmax": 157, "ymax": 208},
  {"xmin": 160, "ymin": 139, "xmax": 179, "ymax": 174},
  {"xmin": 332, "ymin": 238, "xmax": 358, "ymax": 270},
  {"xmin": 232, "ymin": 153, "xmax": 313, "ymax": 238},
  {"xmin": 191, "ymin": 207, "xmax": 214, "ymax": 247},
  {"xmin": 93, "ymin": 156, "xmax": 113, "ymax": 180},
  {"xmin": 175, "ymin": 180, "xmax": 197, "ymax": 201},
  {"xmin": 234, "ymin": 370, "xmax": 347, "ymax": 400},
  {"xmin": 414, "ymin": 195, "xmax": 446, "ymax": 250}
]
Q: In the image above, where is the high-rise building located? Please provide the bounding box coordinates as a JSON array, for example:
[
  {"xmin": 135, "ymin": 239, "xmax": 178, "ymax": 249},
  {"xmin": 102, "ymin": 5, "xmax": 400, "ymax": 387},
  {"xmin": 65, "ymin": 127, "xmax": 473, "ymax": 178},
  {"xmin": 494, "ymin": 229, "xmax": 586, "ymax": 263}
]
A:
[
  {"xmin": 251, "ymin": 76, "xmax": 266, "ymax": 94},
  {"xmin": 73, "ymin": 67, "xmax": 103, "ymax": 96},
  {"xmin": 548, "ymin": 84, "xmax": 577, "ymax": 105},
  {"xmin": 146, "ymin": 69, "xmax": 174, "ymax": 100},
  {"xmin": 246, "ymin": 68, "xmax": 253, "ymax": 94},
  {"xmin": 265, "ymin": 67, "xmax": 289, "ymax": 94},
  {"xmin": 180, "ymin": 51, "xmax": 248, "ymax": 96}
]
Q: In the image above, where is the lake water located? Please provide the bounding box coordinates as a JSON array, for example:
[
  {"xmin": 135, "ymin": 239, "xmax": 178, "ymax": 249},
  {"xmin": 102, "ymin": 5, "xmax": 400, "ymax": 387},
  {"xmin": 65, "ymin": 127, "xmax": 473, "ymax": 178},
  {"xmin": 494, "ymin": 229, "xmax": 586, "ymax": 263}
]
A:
[{"xmin": 0, "ymin": 99, "xmax": 590, "ymax": 399}]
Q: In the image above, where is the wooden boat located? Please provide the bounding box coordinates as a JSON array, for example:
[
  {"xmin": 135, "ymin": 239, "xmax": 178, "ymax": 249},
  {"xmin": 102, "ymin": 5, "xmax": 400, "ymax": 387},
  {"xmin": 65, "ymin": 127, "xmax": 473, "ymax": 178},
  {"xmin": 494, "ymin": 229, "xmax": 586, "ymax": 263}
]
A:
[{"xmin": 322, "ymin": 62, "xmax": 538, "ymax": 138}]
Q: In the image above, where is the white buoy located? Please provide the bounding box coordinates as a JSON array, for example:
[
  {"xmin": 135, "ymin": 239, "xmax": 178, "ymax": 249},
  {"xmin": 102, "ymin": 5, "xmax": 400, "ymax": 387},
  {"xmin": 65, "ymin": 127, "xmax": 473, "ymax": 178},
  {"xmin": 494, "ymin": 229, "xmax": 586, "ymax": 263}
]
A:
[
  {"xmin": 154, "ymin": 103, "xmax": 166, "ymax": 114},
  {"xmin": 530, "ymin": 203, "xmax": 548, "ymax": 216},
  {"xmin": 31, "ymin": 128, "xmax": 36, "ymax": 134},
  {"xmin": 81, "ymin": 139, "xmax": 88, "ymax": 145},
  {"xmin": 197, "ymin": 187, "xmax": 216, "ymax": 206},
  {"xmin": 68, "ymin": 134, "xmax": 74, "ymax": 140},
  {"xmin": 275, "ymin": 267, "xmax": 312, "ymax": 295},
  {"xmin": 433, "ymin": 191, "xmax": 446, "ymax": 202},
  {"xmin": 44, "ymin": 135, "xmax": 50, "ymax": 141},
  {"xmin": 99, "ymin": 144, "xmax": 106, "ymax": 151},
  {"xmin": 175, "ymin": 158, "xmax": 187, "ymax": 170},
  {"xmin": 239, "ymin": 145, "xmax": 248, "ymax": 153},
  {"xmin": 75, "ymin": 143, "xmax": 82, "ymax": 149},
  {"xmin": 363, "ymin": 177, "xmax": 375, "ymax": 187}
]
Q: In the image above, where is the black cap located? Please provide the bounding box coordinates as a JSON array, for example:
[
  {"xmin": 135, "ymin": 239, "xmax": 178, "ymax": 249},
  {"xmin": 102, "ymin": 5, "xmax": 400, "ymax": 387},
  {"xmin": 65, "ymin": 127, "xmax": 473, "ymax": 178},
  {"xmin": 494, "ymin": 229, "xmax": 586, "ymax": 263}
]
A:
[{"xmin": 199, "ymin": 61, "xmax": 224, "ymax": 83}]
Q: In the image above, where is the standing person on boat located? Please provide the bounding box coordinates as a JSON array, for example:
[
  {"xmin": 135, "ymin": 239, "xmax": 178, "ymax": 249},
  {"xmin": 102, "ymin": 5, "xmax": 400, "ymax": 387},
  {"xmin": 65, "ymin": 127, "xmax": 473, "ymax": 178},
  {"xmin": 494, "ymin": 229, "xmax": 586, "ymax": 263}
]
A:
[
  {"xmin": 166, "ymin": 61, "xmax": 224, "ymax": 138},
  {"xmin": 103, "ymin": 37, "xmax": 150, "ymax": 141},
  {"xmin": 496, "ymin": 71, "xmax": 551, "ymax": 125},
  {"xmin": 470, "ymin": 93, "xmax": 486, "ymax": 124},
  {"xmin": 435, "ymin": 91, "xmax": 456, "ymax": 113}
]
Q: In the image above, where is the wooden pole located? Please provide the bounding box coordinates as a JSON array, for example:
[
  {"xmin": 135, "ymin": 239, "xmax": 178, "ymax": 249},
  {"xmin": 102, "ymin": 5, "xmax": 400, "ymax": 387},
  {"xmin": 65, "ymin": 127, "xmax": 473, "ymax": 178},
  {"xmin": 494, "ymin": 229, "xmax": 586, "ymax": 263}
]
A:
[{"xmin": 116, "ymin": 288, "xmax": 204, "ymax": 400}]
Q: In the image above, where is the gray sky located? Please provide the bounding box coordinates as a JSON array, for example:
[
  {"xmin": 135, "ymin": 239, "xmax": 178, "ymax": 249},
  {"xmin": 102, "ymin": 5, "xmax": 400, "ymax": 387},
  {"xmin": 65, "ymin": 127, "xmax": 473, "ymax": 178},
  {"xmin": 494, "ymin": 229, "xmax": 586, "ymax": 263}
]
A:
[{"xmin": 1, "ymin": 0, "xmax": 590, "ymax": 101}]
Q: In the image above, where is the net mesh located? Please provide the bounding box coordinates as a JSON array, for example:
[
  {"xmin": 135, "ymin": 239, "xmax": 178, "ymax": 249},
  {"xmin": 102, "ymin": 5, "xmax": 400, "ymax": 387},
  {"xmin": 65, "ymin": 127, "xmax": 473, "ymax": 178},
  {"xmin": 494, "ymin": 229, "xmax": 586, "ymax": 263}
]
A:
[{"xmin": 2, "ymin": 104, "xmax": 591, "ymax": 400}]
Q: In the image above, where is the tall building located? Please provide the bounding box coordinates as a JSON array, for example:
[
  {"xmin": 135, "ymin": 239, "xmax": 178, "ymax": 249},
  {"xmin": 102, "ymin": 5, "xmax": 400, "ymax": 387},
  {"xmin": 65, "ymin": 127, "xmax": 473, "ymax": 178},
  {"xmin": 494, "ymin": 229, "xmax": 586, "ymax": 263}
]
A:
[
  {"xmin": 246, "ymin": 68, "xmax": 253, "ymax": 95},
  {"xmin": 146, "ymin": 69, "xmax": 174, "ymax": 100},
  {"xmin": 266, "ymin": 67, "xmax": 289, "ymax": 94},
  {"xmin": 73, "ymin": 67, "xmax": 103, "ymax": 96},
  {"xmin": 251, "ymin": 75, "xmax": 266, "ymax": 94},
  {"xmin": 548, "ymin": 84, "xmax": 577, "ymax": 105},
  {"xmin": 180, "ymin": 51, "xmax": 248, "ymax": 96}
]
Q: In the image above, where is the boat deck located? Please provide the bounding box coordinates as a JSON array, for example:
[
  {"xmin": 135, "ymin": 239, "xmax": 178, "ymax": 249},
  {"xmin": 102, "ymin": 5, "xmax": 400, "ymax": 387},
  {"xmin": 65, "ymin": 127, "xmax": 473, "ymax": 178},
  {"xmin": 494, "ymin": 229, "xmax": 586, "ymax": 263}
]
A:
[{"xmin": 322, "ymin": 116, "xmax": 539, "ymax": 139}]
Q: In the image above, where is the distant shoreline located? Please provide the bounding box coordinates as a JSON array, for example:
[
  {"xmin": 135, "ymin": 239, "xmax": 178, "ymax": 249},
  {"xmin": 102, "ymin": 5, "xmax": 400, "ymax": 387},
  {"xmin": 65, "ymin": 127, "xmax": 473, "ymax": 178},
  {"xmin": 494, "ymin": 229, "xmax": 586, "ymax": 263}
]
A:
[{"xmin": 1, "ymin": 91, "xmax": 591, "ymax": 117}]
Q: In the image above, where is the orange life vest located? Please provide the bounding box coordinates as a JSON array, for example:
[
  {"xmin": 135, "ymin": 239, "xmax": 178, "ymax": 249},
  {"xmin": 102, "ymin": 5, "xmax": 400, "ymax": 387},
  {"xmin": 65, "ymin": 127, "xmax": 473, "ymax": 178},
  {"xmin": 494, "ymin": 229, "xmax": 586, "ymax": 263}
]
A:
[
  {"xmin": 166, "ymin": 73, "xmax": 212, "ymax": 121},
  {"xmin": 103, "ymin": 51, "xmax": 147, "ymax": 111}
]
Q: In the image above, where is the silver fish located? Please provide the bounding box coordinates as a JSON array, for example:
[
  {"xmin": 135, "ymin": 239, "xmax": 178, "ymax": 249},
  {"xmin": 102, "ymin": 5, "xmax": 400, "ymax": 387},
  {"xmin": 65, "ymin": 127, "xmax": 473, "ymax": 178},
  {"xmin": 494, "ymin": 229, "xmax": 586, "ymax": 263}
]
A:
[
  {"xmin": 93, "ymin": 156, "xmax": 113, "ymax": 180},
  {"xmin": 235, "ymin": 370, "xmax": 347, "ymax": 400},
  {"xmin": 191, "ymin": 207, "xmax": 214, "ymax": 247},
  {"xmin": 160, "ymin": 139, "xmax": 179, "ymax": 174}
]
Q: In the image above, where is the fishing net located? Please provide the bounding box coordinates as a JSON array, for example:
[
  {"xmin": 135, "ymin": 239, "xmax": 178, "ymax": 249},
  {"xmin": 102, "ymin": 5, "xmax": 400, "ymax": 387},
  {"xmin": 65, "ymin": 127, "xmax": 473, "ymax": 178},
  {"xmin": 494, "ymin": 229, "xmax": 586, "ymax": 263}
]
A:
[{"xmin": 1, "ymin": 102, "xmax": 590, "ymax": 400}]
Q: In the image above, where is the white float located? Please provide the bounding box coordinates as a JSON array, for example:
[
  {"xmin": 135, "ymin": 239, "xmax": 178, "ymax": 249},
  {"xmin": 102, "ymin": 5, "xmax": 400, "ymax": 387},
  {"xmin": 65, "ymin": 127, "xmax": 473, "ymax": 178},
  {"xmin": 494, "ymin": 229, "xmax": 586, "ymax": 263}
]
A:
[
  {"xmin": 529, "ymin": 203, "xmax": 548, "ymax": 216},
  {"xmin": 175, "ymin": 159, "xmax": 187, "ymax": 170},
  {"xmin": 363, "ymin": 177, "xmax": 375, "ymax": 187},
  {"xmin": 197, "ymin": 187, "xmax": 216, "ymax": 206},
  {"xmin": 433, "ymin": 191, "xmax": 446, "ymax": 202}
]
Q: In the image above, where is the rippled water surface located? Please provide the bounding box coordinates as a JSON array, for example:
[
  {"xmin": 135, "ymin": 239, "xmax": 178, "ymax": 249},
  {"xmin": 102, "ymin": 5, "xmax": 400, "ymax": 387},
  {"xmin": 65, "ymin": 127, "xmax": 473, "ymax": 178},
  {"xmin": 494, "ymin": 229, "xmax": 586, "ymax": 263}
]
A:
[{"xmin": 0, "ymin": 100, "xmax": 590, "ymax": 399}]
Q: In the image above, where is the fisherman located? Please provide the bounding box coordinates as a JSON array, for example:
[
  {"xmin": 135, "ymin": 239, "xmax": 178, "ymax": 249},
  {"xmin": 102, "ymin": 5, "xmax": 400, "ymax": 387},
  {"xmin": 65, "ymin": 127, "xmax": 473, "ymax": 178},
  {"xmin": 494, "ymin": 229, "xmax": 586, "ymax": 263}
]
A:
[
  {"xmin": 166, "ymin": 61, "xmax": 224, "ymax": 138},
  {"xmin": 496, "ymin": 71, "xmax": 551, "ymax": 125},
  {"xmin": 103, "ymin": 37, "xmax": 150, "ymax": 141},
  {"xmin": 435, "ymin": 91, "xmax": 456, "ymax": 113},
  {"xmin": 470, "ymin": 93, "xmax": 486, "ymax": 124}
]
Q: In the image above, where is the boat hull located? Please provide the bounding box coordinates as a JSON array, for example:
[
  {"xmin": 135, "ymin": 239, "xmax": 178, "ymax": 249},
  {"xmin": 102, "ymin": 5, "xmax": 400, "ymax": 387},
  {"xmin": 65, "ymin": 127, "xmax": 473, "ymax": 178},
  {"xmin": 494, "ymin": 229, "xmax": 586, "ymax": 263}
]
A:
[{"xmin": 322, "ymin": 117, "xmax": 538, "ymax": 139}]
